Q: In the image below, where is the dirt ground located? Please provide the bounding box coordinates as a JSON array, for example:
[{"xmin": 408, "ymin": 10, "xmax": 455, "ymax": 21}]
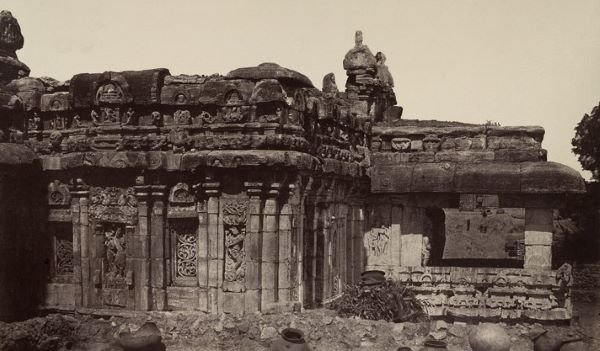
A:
[{"xmin": 0, "ymin": 302, "xmax": 598, "ymax": 351}]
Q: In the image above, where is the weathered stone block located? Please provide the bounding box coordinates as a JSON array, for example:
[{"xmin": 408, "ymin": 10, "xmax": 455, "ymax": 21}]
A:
[
  {"xmin": 167, "ymin": 286, "xmax": 199, "ymax": 311},
  {"xmin": 244, "ymin": 261, "xmax": 261, "ymax": 290},
  {"xmin": 244, "ymin": 289, "xmax": 261, "ymax": 313},
  {"xmin": 222, "ymin": 292, "xmax": 245, "ymax": 314},
  {"xmin": 410, "ymin": 140, "xmax": 423, "ymax": 151},
  {"xmin": 524, "ymin": 231, "xmax": 553, "ymax": 246},
  {"xmin": 400, "ymin": 234, "xmax": 423, "ymax": 267},
  {"xmin": 524, "ymin": 245, "xmax": 552, "ymax": 270}
]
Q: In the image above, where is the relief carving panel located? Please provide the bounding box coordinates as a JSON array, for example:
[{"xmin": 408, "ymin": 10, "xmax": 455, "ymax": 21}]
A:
[
  {"xmin": 222, "ymin": 200, "xmax": 248, "ymax": 292},
  {"xmin": 90, "ymin": 187, "xmax": 138, "ymax": 224}
]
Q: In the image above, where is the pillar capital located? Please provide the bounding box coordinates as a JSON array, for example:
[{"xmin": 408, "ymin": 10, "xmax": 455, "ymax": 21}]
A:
[
  {"xmin": 244, "ymin": 181, "xmax": 263, "ymax": 198},
  {"xmin": 265, "ymin": 182, "xmax": 282, "ymax": 198},
  {"xmin": 149, "ymin": 185, "xmax": 167, "ymax": 201},
  {"xmin": 68, "ymin": 178, "xmax": 89, "ymax": 197},
  {"xmin": 203, "ymin": 178, "xmax": 220, "ymax": 197}
]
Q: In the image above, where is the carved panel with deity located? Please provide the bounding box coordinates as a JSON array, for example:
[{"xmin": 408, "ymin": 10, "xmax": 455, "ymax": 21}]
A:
[
  {"xmin": 222, "ymin": 200, "xmax": 248, "ymax": 292},
  {"xmin": 363, "ymin": 225, "xmax": 393, "ymax": 266},
  {"xmin": 97, "ymin": 223, "xmax": 133, "ymax": 308},
  {"xmin": 169, "ymin": 219, "xmax": 198, "ymax": 286}
]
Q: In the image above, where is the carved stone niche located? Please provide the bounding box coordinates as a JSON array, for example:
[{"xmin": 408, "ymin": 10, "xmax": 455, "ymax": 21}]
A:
[
  {"xmin": 391, "ymin": 137, "xmax": 411, "ymax": 152},
  {"xmin": 222, "ymin": 200, "xmax": 248, "ymax": 292},
  {"xmin": 168, "ymin": 182, "xmax": 196, "ymax": 218},
  {"xmin": 48, "ymin": 180, "xmax": 71, "ymax": 207}
]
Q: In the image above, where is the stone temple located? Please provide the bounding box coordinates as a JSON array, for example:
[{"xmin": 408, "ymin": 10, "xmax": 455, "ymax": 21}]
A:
[{"xmin": 0, "ymin": 11, "xmax": 586, "ymax": 322}]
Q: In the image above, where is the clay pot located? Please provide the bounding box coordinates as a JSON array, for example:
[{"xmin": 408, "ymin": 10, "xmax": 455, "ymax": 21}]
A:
[
  {"xmin": 468, "ymin": 324, "xmax": 510, "ymax": 351},
  {"xmin": 360, "ymin": 270, "xmax": 386, "ymax": 286},
  {"xmin": 361, "ymin": 270, "xmax": 385, "ymax": 280},
  {"xmin": 270, "ymin": 328, "xmax": 311, "ymax": 351},
  {"xmin": 118, "ymin": 322, "xmax": 163, "ymax": 351},
  {"xmin": 420, "ymin": 340, "xmax": 447, "ymax": 350}
]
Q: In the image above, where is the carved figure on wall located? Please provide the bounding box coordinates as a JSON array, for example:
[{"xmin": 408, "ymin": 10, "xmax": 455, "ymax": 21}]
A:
[
  {"xmin": 222, "ymin": 200, "xmax": 248, "ymax": 292},
  {"xmin": 366, "ymin": 225, "xmax": 390, "ymax": 257},
  {"xmin": 91, "ymin": 109, "xmax": 100, "ymax": 125},
  {"xmin": 101, "ymin": 107, "xmax": 120, "ymax": 124},
  {"xmin": 422, "ymin": 235, "xmax": 431, "ymax": 266},
  {"xmin": 151, "ymin": 111, "xmax": 163, "ymax": 127},
  {"xmin": 28, "ymin": 111, "xmax": 42, "ymax": 131},
  {"xmin": 124, "ymin": 107, "xmax": 136, "ymax": 125},
  {"xmin": 173, "ymin": 109, "xmax": 192, "ymax": 125},
  {"xmin": 102, "ymin": 224, "xmax": 127, "ymax": 286},
  {"xmin": 70, "ymin": 114, "xmax": 81, "ymax": 128}
]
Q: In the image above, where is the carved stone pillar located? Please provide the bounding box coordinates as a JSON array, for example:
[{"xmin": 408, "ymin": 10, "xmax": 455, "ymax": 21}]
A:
[
  {"xmin": 134, "ymin": 183, "xmax": 151, "ymax": 310},
  {"xmin": 261, "ymin": 182, "xmax": 280, "ymax": 310},
  {"xmin": 244, "ymin": 182, "xmax": 263, "ymax": 313},
  {"xmin": 278, "ymin": 184, "xmax": 293, "ymax": 302},
  {"xmin": 524, "ymin": 208, "xmax": 553, "ymax": 271},
  {"xmin": 70, "ymin": 182, "xmax": 89, "ymax": 307},
  {"xmin": 150, "ymin": 185, "xmax": 167, "ymax": 310},
  {"xmin": 203, "ymin": 179, "xmax": 220, "ymax": 313},
  {"xmin": 195, "ymin": 184, "xmax": 209, "ymax": 312}
]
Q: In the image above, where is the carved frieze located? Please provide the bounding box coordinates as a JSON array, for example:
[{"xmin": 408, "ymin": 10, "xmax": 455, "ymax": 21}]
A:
[
  {"xmin": 89, "ymin": 187, "xmax": 138, "ymax": 224},
  {"xmin": 222, "ymin": 200, "xmax": 248, "ymax": 292}
]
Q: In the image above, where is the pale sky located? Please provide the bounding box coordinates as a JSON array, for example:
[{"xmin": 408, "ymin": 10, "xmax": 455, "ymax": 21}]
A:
[{"xmin": 5, "ymin": 0, "xmax": 600, "ymax": 179}]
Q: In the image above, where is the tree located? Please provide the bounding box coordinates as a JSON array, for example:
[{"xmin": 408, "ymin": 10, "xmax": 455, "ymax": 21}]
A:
[{"xmin": 572, "ymin": 102, "xmax": 600, "ymax": 180}]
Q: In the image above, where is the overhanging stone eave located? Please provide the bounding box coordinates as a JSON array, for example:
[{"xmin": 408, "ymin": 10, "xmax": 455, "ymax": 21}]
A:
[{"xmin": 370, "ymin": 161, "xmax": 586, "ymax": 195}]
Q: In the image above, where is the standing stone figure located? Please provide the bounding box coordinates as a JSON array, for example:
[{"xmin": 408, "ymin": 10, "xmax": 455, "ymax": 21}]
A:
[{"xmin": 422, "ymin": 235, "xmax": 431, "ymax": 266}]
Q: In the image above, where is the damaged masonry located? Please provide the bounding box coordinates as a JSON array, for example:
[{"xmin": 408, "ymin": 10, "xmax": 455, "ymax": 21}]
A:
[{"xmin": 0, "ymin": 9, "xmax": 590, "ymax": 349}]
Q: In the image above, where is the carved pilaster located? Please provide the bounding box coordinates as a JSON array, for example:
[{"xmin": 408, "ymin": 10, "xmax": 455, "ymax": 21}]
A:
[
  {"xmin": 69, "ymin": 180, "xmax": 89, "ymax": 307},
  {"xmin": 243, "ymin": 181, "xmax": 262, "ymax": 313},
  {"xmin": 261, "ymin": 182, "xmax": 281, "ymax": 310},
  {"xmin": 203, "ymin": 179, "xmax": 220, "ymax": 313},
  {"xmin": 134, "ymin": 182, "xmax": 151, "ymax": 310},
  {"xmin": 150, "ymin": 185, "xmax": 167, "ymax": 310},
  {"xmin": 194, "ymin": 183, "xmax": 209, "ymax": 312}
]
